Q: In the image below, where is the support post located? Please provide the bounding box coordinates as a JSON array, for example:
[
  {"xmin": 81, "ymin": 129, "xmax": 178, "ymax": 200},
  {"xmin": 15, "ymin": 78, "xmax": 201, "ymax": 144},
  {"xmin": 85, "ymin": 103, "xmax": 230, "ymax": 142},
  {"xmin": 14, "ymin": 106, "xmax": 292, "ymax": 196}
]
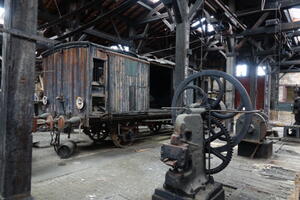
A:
[
  {"xmin": 249, "ymin": 61, "xmax": 258, "ymax": 108},
  {"xmin": 225, "ymin": 0, "xmax": 236, "ymax": 132},
  {"xmin": 264, "ymin": 63, "xmax": 272, "ymax": 116},
  {"xmin": 174, "ymin": 0, "xmax": 190, "ymax": 91},
  {"xmin": 226, "ymin": 53, "xmax": 236, "ymax": 131},
  {"xmin": 0, "ymin": 0, "xmax": 37, "ymax": 199},
  {"xmin": 270, "ymin": 66, "xmax": 280, "ymax": 120}
]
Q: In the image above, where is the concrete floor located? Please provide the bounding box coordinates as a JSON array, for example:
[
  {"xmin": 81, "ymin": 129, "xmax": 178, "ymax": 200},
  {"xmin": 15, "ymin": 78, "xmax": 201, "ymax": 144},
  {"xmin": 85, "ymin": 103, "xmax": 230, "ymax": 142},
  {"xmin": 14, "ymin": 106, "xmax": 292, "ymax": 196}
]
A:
[
  {"xmin": 32, "ymin": 131, "xmax": 170, "ymax": 200},
  {"xmin": 31, "ymin": 128, "xmax": 300, "ymax": 200}
]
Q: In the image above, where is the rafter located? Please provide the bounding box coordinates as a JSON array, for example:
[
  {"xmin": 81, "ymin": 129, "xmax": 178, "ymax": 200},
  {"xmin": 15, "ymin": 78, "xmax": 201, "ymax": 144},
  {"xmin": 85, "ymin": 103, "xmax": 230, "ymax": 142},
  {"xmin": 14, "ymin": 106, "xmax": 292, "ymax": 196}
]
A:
[
  {"xmin": 189, "ymin": 0, "xmax": 204, "ymax": 20},
  {"xmin": 56, "ymin": 0, "xmax": 137, "ymax": 40},
  {"xmin": 238, "ymin": 21, "xmax": 300, "ymax": 37},
  {"xmin": 135, "ymin": 13, "xmax": 169, "ymax": 25},
  {"xmin": 38, "ymin": 0, "xmax": 103, "ymax": 30},
  {"xmin": 137, "ymin": 1, "xmax": 172, "ymax": 30},
  {"xmin": 83, "ymin": 29, "xmax": 131, "ymax": 46},
  {"xmin": 137, "ymin": 24, "xmax": 150, "ymax": 52}
]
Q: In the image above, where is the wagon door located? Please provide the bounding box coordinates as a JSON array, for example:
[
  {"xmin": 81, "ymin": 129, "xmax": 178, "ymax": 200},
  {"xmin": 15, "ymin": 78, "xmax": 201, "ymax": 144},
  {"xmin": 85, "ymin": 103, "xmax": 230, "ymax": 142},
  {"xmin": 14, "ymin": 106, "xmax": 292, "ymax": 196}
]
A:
[
  {"xmin": 61, "ymin": 48, "xmax": 89, "ymax": 117},
  {"xmin": 108, "ymin": 54, "xmax": 149, "ymax": 114}
]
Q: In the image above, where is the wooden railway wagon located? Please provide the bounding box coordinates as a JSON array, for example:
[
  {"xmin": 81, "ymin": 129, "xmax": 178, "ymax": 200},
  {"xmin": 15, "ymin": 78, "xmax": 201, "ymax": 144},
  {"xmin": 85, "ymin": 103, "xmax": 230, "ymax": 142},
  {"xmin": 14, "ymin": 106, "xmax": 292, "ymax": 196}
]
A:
[{"xmin": 40, "ymin": 42, "xmax": 173, "ymax": 147}]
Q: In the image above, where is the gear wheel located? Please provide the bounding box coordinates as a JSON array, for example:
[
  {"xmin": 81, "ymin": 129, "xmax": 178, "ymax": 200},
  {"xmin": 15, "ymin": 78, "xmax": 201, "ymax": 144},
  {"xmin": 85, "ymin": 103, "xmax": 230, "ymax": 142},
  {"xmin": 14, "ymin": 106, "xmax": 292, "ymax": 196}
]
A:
[{"xmin": 203, "ymin": 116, "xmax": 233, "ymax": 174}]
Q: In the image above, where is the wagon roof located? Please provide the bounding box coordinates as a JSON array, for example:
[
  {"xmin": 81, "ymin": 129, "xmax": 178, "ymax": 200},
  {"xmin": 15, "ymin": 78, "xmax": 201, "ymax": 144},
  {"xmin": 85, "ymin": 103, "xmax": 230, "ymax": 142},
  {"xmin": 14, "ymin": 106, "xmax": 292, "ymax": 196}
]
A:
[
  {"xmin": 41, "ymin": 41, "xmax": 136, "ymax": 57},
  {"xmin": 42, "ymin": 41, "xmax": 176, "ymax": 66}
]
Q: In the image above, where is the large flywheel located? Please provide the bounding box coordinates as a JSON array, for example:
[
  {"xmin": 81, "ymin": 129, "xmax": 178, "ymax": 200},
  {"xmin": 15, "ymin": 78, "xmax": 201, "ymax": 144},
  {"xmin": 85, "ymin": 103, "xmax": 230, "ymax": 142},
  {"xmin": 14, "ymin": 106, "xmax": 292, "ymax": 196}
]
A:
[{"xmin": 171, "ymin": 70, "xmax": 253, "ymax": 150}]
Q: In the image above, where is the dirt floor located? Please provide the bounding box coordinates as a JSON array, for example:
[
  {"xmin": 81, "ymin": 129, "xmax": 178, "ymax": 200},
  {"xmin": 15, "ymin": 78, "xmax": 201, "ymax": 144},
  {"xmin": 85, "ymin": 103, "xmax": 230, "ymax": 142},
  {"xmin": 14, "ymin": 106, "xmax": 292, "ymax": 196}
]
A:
[{"xmin": 31, "ymin": 127, "xmax": 300, "ymax": 200}]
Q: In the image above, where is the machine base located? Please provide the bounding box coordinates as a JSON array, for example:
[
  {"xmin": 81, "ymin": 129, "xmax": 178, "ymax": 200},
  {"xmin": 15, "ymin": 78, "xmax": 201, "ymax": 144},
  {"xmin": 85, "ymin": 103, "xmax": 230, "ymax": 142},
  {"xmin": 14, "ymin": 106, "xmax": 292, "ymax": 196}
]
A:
[
  {"xmin": 238, "ymin": 140, "xmax": 273, "ymax": 159},
  {"xmin": 152, "ymin": 182, "xmax": 225, "ymax": 200}
]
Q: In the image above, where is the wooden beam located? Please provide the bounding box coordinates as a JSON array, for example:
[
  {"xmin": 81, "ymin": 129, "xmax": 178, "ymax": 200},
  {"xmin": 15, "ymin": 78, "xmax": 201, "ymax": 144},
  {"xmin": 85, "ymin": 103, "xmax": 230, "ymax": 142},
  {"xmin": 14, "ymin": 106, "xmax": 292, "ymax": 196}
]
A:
[
  {"xmin": 238, "ymin": 21, "xmax": 300, "ymax": 37},
  {"xmin": 56, "ymin": 0, "xmax": 137, "ymax": 40},
  {"xmin": 236, "ymin": 12, "xmax": 270, "ymax": 50},
  {"xmin": 265, "ymin": 0, "xmax": 300, "ymax": 9},
  {"xmin": 137, "ymin": 24, "xmax": 150, "ymax": 53},
  {"xmin": 0, "ymin": 0, "xmax": 37, "ymax": 199},
  {"xmin": 147, "ymin": 3, "xmax": 164, "ymax": 17},
  {"xmin": 189, "ymin": 0, "xmax": 204, "ymax": 20},
  {"xmin": 138, "ymin": 1, "xmax": 172, "ymax": 30},
  {"xmin": 249, "ymin": 60, "xmax": 258, "ymax": 108},
  {"xmin": 0, "ymin": 27, "xmax": 58, "ymax": 46},
  {"xmin": 83, "ymin": 29, "xmax": 131, "ymax": 46},
  {"xmin": 111, "ymin": 19, "xmax": 121, "ymax": 39},
  {"xmin": 208, "ymin": 0, "xmax": 247, "ymax": 30},
  {"xmin": 135, "ymin": 13, "xmax": 169, "ymax": 25},
  {"xmin": 137, "ymin": 1, "xmax": 154, "ymax": 11},
  {"xmin": 174, "ymin": 0, "xmax": 190, "ymax": 92},
  {"xmin": 273, "ymin": 60, "xmax": 300, "ymax": 66},
  {"xmin": 38, "ymin": 0, "xmax": 103, "ymax": 30}
]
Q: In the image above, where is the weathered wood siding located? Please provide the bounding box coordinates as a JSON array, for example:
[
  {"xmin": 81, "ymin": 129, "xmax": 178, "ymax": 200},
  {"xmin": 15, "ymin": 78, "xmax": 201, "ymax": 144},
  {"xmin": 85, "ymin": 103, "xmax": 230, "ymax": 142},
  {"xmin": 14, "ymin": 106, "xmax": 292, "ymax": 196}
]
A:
[
  {"xmin": 108, "ymin": 53, "xmax": 149, "ymax": 113},
  {"xmin": 43, "ymin": 47, "xmax": 89, "ymax": 116},
  {"xmin": 43, "ymin": 42, "xmax": 150, "ymax": 118}
]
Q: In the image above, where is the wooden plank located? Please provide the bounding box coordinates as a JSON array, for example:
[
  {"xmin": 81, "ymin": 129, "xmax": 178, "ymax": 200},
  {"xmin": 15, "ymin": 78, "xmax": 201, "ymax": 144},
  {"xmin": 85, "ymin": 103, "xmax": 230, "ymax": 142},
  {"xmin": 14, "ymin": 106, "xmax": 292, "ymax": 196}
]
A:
[
  {"xmin": 38, "ymin": 0, "xmax": 103, "ymax": 30},
  {"xmin": 0, "ymin": 0, "xmax": 38, "ymax": 199},
  {"xmin": 213, "ymin": 142, "xmax": 300, "ymax": 199}
]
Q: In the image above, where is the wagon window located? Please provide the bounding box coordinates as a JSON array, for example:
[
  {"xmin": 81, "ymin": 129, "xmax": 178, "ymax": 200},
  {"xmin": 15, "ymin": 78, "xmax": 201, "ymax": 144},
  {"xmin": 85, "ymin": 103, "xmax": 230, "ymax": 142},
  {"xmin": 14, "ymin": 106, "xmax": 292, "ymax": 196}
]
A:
[{"xmin": 93, "ymin": 59, "xmax": 105, "ymax": 84}]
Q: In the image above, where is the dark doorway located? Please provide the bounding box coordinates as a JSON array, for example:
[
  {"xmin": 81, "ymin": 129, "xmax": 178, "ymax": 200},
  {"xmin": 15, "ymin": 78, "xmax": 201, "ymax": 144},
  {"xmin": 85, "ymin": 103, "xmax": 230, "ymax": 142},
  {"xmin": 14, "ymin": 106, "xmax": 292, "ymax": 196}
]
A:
[{"xmin": 150, "ymin": 64, "xmax": 173, "ymax": 108}]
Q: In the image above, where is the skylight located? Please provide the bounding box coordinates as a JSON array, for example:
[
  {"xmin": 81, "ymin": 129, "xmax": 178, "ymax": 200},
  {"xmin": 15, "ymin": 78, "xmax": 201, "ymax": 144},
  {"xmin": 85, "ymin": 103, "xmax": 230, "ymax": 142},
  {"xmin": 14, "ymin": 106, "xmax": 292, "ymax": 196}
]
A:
[
  {"xmin": 288, "ymin": 7, "xmax": 300, "ymax": 44},
  {"xmin": 289, "ymin": 7, "xmax": 300, "ymax": 22},
  {"xmin": 191, "ymin": 17, "xmax": 215, "ymax": 33},
  {"xmin": 110, "ymin": 44, "xmax": 129, "ymax": 52},
  {"xmin": 0, "ymin": 7, "xmax": 4, "ymax": 24},
  {"xmin": 236, "ymin": 64, "xmax": 248, "ymax": 77},
  {"xmin": 236, "ymin": 65, "xmax": 266, "ymax": 77},
  {"xmin": 257, "ymin": 66, "xmax": 266, "ymax": 76}
]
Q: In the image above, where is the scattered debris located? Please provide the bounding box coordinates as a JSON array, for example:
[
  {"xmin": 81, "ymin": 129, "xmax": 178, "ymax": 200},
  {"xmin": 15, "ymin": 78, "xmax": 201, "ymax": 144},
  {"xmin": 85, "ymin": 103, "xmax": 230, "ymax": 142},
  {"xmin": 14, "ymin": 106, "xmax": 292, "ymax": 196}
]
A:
[
  {"xmin": 134, "ymin": 148, "xmax": 150, "ymax": 153},
  {"xmin": 259, "ymin": 165, "xmax": 296, "ymax": 181}
]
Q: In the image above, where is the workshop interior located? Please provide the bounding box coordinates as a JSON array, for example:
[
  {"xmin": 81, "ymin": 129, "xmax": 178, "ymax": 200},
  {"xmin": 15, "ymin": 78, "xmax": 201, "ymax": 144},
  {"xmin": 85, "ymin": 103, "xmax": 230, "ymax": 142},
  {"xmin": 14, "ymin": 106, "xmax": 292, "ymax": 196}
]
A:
[{"xmin": 0, "ymin": 0, "xmax": 300, "ymax": 200}]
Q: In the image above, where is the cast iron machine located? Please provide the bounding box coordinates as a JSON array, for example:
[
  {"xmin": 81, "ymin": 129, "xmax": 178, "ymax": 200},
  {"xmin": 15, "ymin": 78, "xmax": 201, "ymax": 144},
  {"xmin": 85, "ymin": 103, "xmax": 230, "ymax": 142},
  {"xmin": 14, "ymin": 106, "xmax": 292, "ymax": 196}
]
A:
[
  {"xmin": 153, "ymin": 70, "xmax": 253, "ymax": 200},
  {"xmin": 236, "ymin": 112, "xmax": 274, "ymax": 158}
]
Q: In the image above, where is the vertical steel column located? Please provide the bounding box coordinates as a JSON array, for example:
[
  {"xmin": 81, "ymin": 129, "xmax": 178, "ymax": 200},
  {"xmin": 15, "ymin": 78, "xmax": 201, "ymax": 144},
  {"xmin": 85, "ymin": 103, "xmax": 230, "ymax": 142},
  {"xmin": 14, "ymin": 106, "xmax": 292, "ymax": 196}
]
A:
[{"xmin": 0, "ymin": 0, "xmax": 37, "ymax": 199}]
